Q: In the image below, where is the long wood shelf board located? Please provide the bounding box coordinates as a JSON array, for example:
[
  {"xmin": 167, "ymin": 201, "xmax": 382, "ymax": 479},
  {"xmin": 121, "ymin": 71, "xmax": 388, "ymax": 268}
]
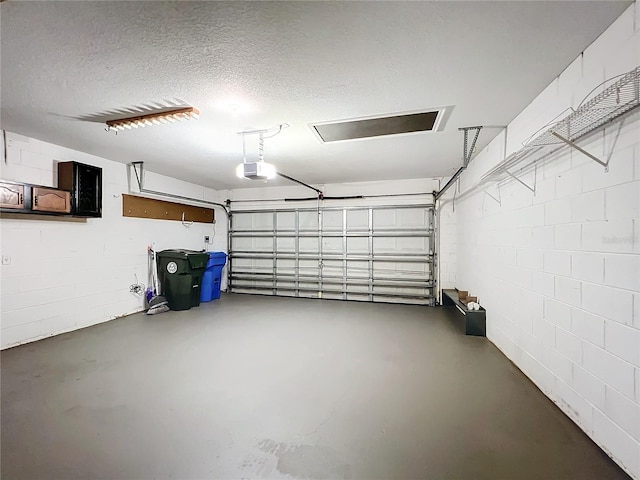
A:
[
  {"xmin": 122, "ymin": 194, "xmax": 214, "ymax": 224},
  {"xmin": 0, "ymin": 210, "xmax": 88, "ymax": 222}
]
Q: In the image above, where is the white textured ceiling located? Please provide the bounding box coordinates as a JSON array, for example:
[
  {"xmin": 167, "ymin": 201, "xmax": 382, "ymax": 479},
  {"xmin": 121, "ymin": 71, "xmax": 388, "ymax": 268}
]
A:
[{"xmin": 1, "ymin": 1, "xmax": 631, "ymax": 190}]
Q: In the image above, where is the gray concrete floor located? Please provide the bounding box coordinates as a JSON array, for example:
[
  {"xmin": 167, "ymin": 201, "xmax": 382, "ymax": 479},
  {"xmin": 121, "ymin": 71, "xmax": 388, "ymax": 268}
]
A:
[{"xmin": 1, "ymin": 294, "xmax": 630, "ymax": 480}]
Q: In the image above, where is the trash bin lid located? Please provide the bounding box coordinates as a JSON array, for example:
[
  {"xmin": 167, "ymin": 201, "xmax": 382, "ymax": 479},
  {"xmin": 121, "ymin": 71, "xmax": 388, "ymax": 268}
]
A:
[
  {"xmin": 207, "ymin": 251, "xmax": 227, "ymax": 266},
  {"xmin": 187, "ymin": 252, "xmax": 208, "ymax": 270},
  {"xmin": 158, "ymin": 249, "xmax": 208, "ymax": 269},
  {"xmin": 158, "ymin": 249, "xmax": 190, "ymax": 258}
]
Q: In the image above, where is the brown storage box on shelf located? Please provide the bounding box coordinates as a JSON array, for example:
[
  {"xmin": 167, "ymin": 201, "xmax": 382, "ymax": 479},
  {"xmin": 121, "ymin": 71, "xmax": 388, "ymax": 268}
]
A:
[
  {"xmin": 460, "ymin": 296, "xmax": 478, "ymax": 305},
  {"xmin": 456, "ymin": 289, "xmax": 468, "ymax": 300}
]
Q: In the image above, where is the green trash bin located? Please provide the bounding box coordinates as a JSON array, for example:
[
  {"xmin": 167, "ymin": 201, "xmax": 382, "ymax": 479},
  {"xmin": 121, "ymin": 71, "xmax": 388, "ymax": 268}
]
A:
[{"xmin": 157, "ymin": 249, "xmax": 209, "ymax": 311}]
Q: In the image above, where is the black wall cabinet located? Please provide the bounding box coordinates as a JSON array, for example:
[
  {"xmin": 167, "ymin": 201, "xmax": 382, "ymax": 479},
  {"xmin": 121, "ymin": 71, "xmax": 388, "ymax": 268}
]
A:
[{"xmin": 58, "ymin": 161, "xmax": 102, "ymax": 217}]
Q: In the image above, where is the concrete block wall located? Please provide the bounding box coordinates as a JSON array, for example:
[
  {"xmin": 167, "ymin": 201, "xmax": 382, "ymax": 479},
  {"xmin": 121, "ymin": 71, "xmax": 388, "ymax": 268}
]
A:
[
  {"xmin": 439, "ymin": 4, "xmax": 639, "ymax": 478},
  {"xmin": 438, "ymin": 202, "xmax": 457, "ymax": 289},
  {"xmin": 0, "ymin": 132, "xmax": 227, "ymax": 349}
]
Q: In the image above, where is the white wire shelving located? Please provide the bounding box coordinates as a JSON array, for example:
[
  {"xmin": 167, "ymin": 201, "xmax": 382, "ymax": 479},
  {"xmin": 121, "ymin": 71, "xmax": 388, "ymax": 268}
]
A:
[{"xmin": 442, "ymin": 66, "xmax": 640, "ymax": 204}]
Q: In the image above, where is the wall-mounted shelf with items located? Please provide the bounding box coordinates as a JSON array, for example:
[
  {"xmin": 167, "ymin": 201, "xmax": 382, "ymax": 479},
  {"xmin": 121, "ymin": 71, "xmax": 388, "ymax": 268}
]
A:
[
  {"xmin": 0, "ymin": 180, "xmax": 71, "ymax": 217},
  {"xmin": 441, "ymin": 66, "xmax": 640, "ymax": 205},
  {"xmin": 0, "ymin": 161, "xmax": 102, "ymax": 220},
  {"xmin": 122, "ymin": 194, "xmax": 215, "ymax": 224}
]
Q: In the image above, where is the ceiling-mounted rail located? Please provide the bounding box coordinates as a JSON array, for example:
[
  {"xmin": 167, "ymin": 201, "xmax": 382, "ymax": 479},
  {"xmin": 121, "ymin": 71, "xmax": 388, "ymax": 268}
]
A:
[
  {"xmin": 129, "ymin": 161, "xmax": 229, "ymax": 215},
  {"xmin": 435, "ymin": 126, "xmax": 483, "ymax": 200}
]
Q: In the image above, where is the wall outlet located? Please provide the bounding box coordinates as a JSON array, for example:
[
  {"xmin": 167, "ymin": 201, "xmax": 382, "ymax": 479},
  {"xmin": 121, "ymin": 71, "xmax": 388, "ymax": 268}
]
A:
[
  {"xmin": 204, "ymin": 236, "xmax": 210, "ymax": 244},
  {"xmin": 2, "ymin": 255, "xmax": 11, "ymax": 265}
]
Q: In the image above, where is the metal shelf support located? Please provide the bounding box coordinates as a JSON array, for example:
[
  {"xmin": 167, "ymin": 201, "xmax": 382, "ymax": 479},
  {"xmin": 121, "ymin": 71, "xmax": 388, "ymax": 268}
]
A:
[
  {"xmin": 461, "ymin": 126, "xmax": 483, "ymax": 167},
  {"xmin": 484, "ymin": 188, "xmax": 501, "ymax": 205},
  {"xmin": 551, "ymin": 132, "xmax": 609, "ymax": 171},
  {"xmin": 504, "ymin": 165, "xmax": 536, "ymax": 193}
]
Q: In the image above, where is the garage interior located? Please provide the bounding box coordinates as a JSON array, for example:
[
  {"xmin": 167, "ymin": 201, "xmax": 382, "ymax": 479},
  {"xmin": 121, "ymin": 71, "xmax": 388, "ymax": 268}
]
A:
[{"xmin": 1, "ymin": 2, "xmax": 639, "ymax": 479}]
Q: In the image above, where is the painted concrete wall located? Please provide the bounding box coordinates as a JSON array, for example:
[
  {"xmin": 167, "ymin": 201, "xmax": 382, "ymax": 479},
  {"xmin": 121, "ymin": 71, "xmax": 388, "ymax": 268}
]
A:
[
  {"xmin": 439, "ymin": 3, "xmax": 639, "ymax": 478},
  {"xmin": 0, "ymin": 132, "xmax": 227, "ymax": 349}
]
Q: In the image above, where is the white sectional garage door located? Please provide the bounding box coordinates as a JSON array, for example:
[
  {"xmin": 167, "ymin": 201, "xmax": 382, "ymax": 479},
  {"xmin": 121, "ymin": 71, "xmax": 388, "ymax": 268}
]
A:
[{"xmin": 229, "ymin": 204, "xmax": 436, "ymax": 305}]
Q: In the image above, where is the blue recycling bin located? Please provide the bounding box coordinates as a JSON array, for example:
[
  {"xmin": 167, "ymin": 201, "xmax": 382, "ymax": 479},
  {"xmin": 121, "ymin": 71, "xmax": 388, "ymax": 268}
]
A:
[{"xmin": 200, "ymin": 252, "xmax": 227, "ymax": 302}]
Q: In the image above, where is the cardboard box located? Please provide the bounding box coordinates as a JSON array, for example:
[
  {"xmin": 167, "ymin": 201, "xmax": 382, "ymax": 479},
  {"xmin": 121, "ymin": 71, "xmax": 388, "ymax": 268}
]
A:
[{"xmin": 459, "ymin": 295, "xmax": 477, "ymax": 306}]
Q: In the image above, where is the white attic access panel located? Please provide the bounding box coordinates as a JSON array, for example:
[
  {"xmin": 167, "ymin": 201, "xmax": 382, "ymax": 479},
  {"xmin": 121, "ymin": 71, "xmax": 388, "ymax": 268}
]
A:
[{"xmin": 229, "ymin": 201, "xmax": 436, "ymax": 305}]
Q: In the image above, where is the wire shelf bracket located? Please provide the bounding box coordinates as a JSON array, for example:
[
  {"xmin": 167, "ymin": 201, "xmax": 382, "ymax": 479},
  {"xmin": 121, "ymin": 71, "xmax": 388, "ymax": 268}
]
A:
[
  {"xmin": 484, "ymin": 188, "xmax": 501, "ymax": 205},
  {"xmin": 504, "ymin": 165, "xmax": 536, "ymax": 193},
  {"xmin": 551, "ymin": 132, "xmax": 609, "ymax": 171}
]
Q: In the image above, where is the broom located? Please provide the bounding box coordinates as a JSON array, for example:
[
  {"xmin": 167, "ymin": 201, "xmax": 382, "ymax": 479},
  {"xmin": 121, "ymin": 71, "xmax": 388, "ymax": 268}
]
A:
[{"xmin": 146, "ymin": 245, "xmax": 169, "ymax": 315}]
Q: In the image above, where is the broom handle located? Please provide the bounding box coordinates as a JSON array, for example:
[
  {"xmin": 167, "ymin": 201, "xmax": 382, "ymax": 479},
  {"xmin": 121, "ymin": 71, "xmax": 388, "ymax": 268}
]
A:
[{"xmin": 153, "ymin": 249, "xmax": 162, "ymax": 296}]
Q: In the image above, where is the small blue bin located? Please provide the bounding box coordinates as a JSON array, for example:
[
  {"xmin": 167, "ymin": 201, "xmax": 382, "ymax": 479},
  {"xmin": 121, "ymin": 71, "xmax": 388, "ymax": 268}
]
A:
[{"xmin": 200, "ymin": 252, "xmax": 227, "ymax": 302}]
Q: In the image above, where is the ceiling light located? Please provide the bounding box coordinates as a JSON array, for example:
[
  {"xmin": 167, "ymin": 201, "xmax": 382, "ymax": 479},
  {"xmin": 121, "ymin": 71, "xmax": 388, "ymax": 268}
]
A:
[{"xmin": 106, "ymin": 106, "xmax": 199, "ymax": 132}]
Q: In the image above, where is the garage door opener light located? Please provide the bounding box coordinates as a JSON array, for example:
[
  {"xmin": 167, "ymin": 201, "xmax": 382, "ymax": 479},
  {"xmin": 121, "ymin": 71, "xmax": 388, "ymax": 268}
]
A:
[{"xmin": 236, "ymin": 124, "xmax": 287, "ymax": 180}]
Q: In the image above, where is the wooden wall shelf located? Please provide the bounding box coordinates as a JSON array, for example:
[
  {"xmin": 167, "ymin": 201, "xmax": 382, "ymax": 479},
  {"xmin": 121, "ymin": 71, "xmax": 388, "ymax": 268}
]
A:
[
  {"xmin": 1, "ymin": 160, "xmax": 103, "ymax": 220},
  {"xmin": 122, "ymin": 194, "xmax": 215, "ymax": 224},
  {"xmin": 0, "ymin": 211, "xmax": 87, "ymax": 222},
  {"xmin": 0, "ymin": 180, "xmax": 77, "ymax": 219}
]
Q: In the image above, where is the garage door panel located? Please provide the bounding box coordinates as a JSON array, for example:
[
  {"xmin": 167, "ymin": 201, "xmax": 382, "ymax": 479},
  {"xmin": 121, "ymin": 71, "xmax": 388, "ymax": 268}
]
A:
[
  {"xmin": 299, "ymin": 211, "xmax": 318, "ymax": 230},
  {"xmin": 253, "ymin": 212, "xmax": 274, "ymax": 229},
  {"xmin": 322, "ymin": 237, "xmax": 342, "ymax": 252},
  {"xmin": 233, "ymin": 258, "xmax": 254, "ymax": 269},
  {"xmin": 373, "ymin": 261, "xmax": 429, "ymax": 278},
  {"xmin": 346, "ymin": 209, "xmax": 368, "ymax": 229},
  {"xmin": 276, "ymin": 237, "xmax": 296, "ymax": 252},
  {"xmin": 398, "ymin": 208, "xmax": 428, "ymax": 228},
  {"xmin": 298, "ymin": 260, "xmax": 319, "ymax": 276},
  {"xmin": 322, "ymin": 292, "xmax": 343, "ymax": 300},
  {"xmin": 373, "ymin": 209, "xmax": 395, "ymax": 228},
  {"xmin": 276, "ymin": 211, "xmax": 296, "ymax": 229},
  {"xmin": 276, "ymin": 259, "xmax": 296, "ymax": 275},
  {"xmin": 373, "ymin": 237, "xmax": 428, "ymax": 253},
  {"xmin": 231, "ymin": 213, "xmax": 254, "ymax": 230},
  {"xmin": 347, "ymin": 293, "xmax": 370, "ymax": 302},
  {"xmin": 347, "ymin": 261, "xmax": 368, "ymax": 278},
  {"xmin": 277, "ymin": 290, "xmax": 296, "ymax": 297},
  {"xmin": 230, "ymin": 204, "xmax": 435, "ymax": 305},
  {"xmin": 299, "ymin": 237, "xmax": 319, "ymax": 253},
  {"xmin": 347, "ymin": 237, "xmax": 368, "ymax": 252},
  {"xmin": 232, "ymin": 237, "xmax": 252, "ymax": 251},
  {"xmin": 234, "ymin": 212, "xmax": 273, "ymax": 230},
  {"xmin": 323, "ymin": 210, "xmax": 342, "ymax": 230},
  {"xmin": 232, "ymin": 236, "xmax": 272, "ymax": 252},
  {"xmin": 254, "ymin": 237, "xmax": 274, "ymax": 251},
  {"xmin": 321, "ymin": 260, "xmax": 342, "ymax": 277}
]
